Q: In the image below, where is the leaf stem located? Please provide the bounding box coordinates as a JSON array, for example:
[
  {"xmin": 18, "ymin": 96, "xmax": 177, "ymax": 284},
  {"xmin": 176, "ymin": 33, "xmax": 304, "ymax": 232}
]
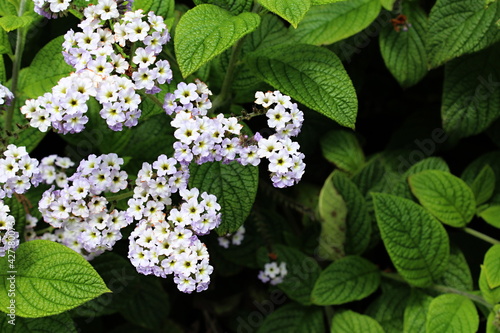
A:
[
  {"xmin": 381, "ymin": 272, "xmax": 493, "ymax": 309},
  {"xmin": 211, "ymin": 37, "xmax": 245, "ymax": 112},
  {"xmin": 6, "ymin": 0, "xmax": 28, "ymax": 133},
  {"xmin": 463, "ymin": 227, "xmax": 500, "ymax": 245}
]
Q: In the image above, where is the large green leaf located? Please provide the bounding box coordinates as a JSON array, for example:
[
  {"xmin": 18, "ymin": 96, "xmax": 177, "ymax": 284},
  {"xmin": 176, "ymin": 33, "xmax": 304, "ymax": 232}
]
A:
[
  {"xmin": 409, "ymin": 170, "xmax": 476, "ymax": 227},
  {"xmin": 311, "ymin": 255, "xmax": 380, "ymax": 305},
  {"xmin": 372, "ymin": 193, "xmax": 450, "ymax": 287},
  {"xmin": 480, "ymin": 267, "xmax": 500, "ymax": 305},
  {"xmin": 469, "ymin": 165, "xmax": 496, "ymax": 205},
  {"xmin": 258, "ymin": 0, "xmax": 311, "ymax": 28},
  {"xmin": 248, "ymin": 43, "xmax": 358, "ymax": 128},
  {"xmin": 194, "ymin": 0, "xmax": 252, "ymax": 14},
  {"xmin": 461, "ymin": 151, "xmax": 500, "ymax": 204},
  {"xmin": 436, "ymin": 245, "xmax": 473, "ymax": 291},
  {"xmin": 441, "ymin": 43, "xmax": 500, "ymax": 140},
  {"xmin": 427, "ymin": 0, "xmax": 500, "ymax": 68},
  {"xmin": 320, "ymin": 129, "xmax": 365, "ymax": 174},
  {"xmin": 175, "ymin": 4, "xmax": 260, "ymax": 77},
  {"xmin": 332, "ymin": 171, "xmax": 371, "ymax": 255},
  {"xmin": 0, "ymin": 240, "xmax": 110, "ymax": 318},
  {"xmin": 256, "ymin": 244, "xmax": 321, "ymax": 305},
  {"xmin": 403, "ymin": 290, "xmax": 433, "ymax": 333},
  {"xmin": 479, "ymin": 205, "xmax": 500, "ymax": 228},
  {"xmin": 317, "ymin": 171, "xmax": 348, "ymax": 260},
  {"xmin": 289, "ymin": 0, "xmax": 381, "ymax": 45},
  {"xmin": 257, "ymin": 303, "xmax": 324, "ymax": 333},
  {"xmin": 0, "ymin": 313, "xmax": 76, "ymax": 332},
  {"xmin": 189, "ymin": 161, "xmax": 258, "ymax": 234},
  {"xmin": 331, "ymin": 310, "xmax": 384, "ymax": 333},
  {"xmin": 365, "ymin": 283, "xmax": 410, "ymax": 333},
  {"xmin": 21, "ymin": 36, "xmax": 73, "ymax": 98},
  {"xmin": 0, "ymin": 14, "xmax": 33, "ymax": 32},
  {"xmin": 379, "ymin": 2, "xmax": 428, "ymax": 88},
  {"xmin": 426, "ymin": 294, "xmax": 479, "ymax": 333},
  {"xmin": 484, "ymin": 245, "xmax": 500, "ymax": 289}
]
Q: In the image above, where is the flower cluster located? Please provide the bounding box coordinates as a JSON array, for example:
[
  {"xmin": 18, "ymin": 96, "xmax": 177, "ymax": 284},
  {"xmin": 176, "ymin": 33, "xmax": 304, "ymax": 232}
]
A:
[
  {"xmin": 0, "ymin": 200, "xmax": 19, "ymax": 257},
  {"xmin": 165, "ymin": 85, "xmax": 305, "ymax": 187},
  {"xmin": 0, "ymin": 83, "xmax": 14, "ymax": 107},
  {"xmin": 218, "ymin": 225, "xmax": 245, "ymax": 248},
  {"xmin": 33, "ymin": 0, "xmax": 133, "ymax": 19},
  {"xmin": 23, "ymin": 3, "xmax": 171, "ymax": 133},
  {"xmin": 127, "ymin": 155, "xmax": 221, "ymax": 293},
  {"xmin": 254, "ymin": 91, "xmax": 306, "ymax": 188},
  {"xmin": 0, "ymin": 145, "xmax": 42, "ymax": 199},
  {"xmin": 39, "ymin": 154, "xmax": 75, "ymax": 187},
  {"xmin": 258, "ymin": 261, "xmax": 288, "ymax": 285},
  {"xmin": 38, "ymin": 153, "xmax": 131, "ymax": 259}
]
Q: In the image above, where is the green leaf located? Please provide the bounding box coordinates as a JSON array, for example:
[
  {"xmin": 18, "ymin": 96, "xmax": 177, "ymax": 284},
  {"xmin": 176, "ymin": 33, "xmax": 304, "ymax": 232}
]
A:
[
  {"xmin": 372, "ymin": 193, "xmax": 449, "ymax": 287},
  {"xmin": 257, "ymin": 303, "xmax": 324, "ymax": 333},
  {"xmin": 487, "ymin": 306, "xmax": 500, "ymax": 333},
  {"xmin": 133, "ymin": 0, "xmax": 175, "ymax": 17},
  {"xmin": 484, "ymin": 245, "xmax": 500, "ymax": 289},
  {"xmin": 365, "ymin": 283, "xmax": 410, "ymax": 333},
  {"xmin": 441, "ymin": 43, "xmax": 500, "ymax": 140},
  {"xmin": 409, "ymin": 170, "xmax": 476, "ymax": 227},
  {"xmin": 379, "ymin": 0, "xmax": 396, "ymax": 10},
  {"xmin": 248, "ymin": 43, "xmax": 358, "ymax": 128},
  {"xmin": 0, "ymin": 14, "xmax": 33, "ymax": 32},
  {"xmin": 0, "ymin": 313, "xmax": 76, "ymax": 333},
  {"xmin": 21, "ymin": 36, "xmax": 73, "ymax": 98},
  {"xmin": 258, "ymin": 0, "xmax": 311, "ymax": 28},
  {"xmin": 189, "ymin": 161, "xmax": 258, "ymax": 234},
  {"xmin": 479, "ymin": 205, "xmax": 500, "ymax": 228},
  {"xmin": 403, "ymin": 290, "xmax": 433, "ymax": 333},
  {"xmin": 379, "ymin": 2, "xmax": 428, "ymax": 88},
  {"xmin": 436, "ymin": 245, "xmax": 473, "ymax": 291},
  {"xmin": 0, "ymin": 240, "xmax": 110, "ymax": 318},
  {"xmin": 469, "ymin": 165, "xmax": 496, "ymax": 205},
  {"xmin": 317, "ymin": 171, "xmax": 348, "ymax": 260},
  {"xmin": 119, "ymin": 276, "xmax": 170, "ymax": 331},
  {"xmin": 331, "ymin": 310, "xmax": 384, "ymax": 333},
  {"xmin": 461, "ymin": 151, "xmax": 500, "ymax": 204},
  {"xmin": 480, "ymin": 267, "xmax": 500, "ymax": 305},
  {"xmin": 352, "ymin": 157, "xmax": 386, "ymax": 197},
  {"xmin": 0, "ymin": 0, "xmax": 16, "ymax": 16},
  {"xmin": 193, "ymin": 0, "xmax": 252, "ymax": 14},
  {"xmin": 174, "ymin": 4, "xmax": 260, "ymax": 77},
  {"xmin": 311, "ymin": 255, "xmax": 380, "ymax": 305},
  {"xmin": 289, "ymin": 0, "xmax": 380, "ymax": 45},
  {"xmin": 427, "ymin": 0, "xmax": 500, "ymax": 68},
  {"xmin": 0, "ymin": 28, "xmax": 11, "ymax": 55},
  {"xmin": 426, "ymin": 294, "xmax": 479, "ymax": 333},
  {"xmin": 257, "ymin": 244, "xmax": 321, "ymax": 305},
  {"xmin": 320, "ymin": 129, "xmax": 365, "ymax": 174},
  {"xmin": 331, "ymin": 171, "xmax": 371, "ymax": 255}
]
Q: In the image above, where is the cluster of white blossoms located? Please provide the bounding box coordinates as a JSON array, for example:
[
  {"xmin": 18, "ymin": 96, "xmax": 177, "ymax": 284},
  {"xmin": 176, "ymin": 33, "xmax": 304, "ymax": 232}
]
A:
[
  {"xmin": 38, "ymin": 154, "xmax": 131, "ymax": 259},
  {"xmin": 218, "ymin": 225, "xmax": 246, "ymax": 248},
  {"xmin": 258, "ymin": 261, "xmax": 288, "ymax": 285},
  {"xmin": 0, "ymin": 201, "xmax": 19, "ymax": 257},
  {"xmin": 23, "ymin": 2, "xmax": 172, "ymax": 133},
  {"xmin": 33, "ymin": 0, "xmax": 133, "ymax": 19},
  {"xmin": 0, "ymin": 145, "xmax": 42, "ymax": 199},
  {"xmin": 127, "ymin": 154, "xmax": 221, "ymax": 293}
]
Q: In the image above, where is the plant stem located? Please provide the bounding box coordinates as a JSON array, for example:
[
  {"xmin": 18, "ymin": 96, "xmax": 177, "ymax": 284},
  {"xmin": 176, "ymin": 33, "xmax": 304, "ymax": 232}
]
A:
[
  {"xmin": 6, "ymin": 0, "xmax": 28, "ymax": 133},
  {"xmin": 463, "ymin": 227, "xmax": 500, "ymax": 245},
  {"xmin": 211, "ymin": 38, "xmax": 244, "ymax": 112},
  {"xmin": 106, "ymin": 190, "xmax": 135, "ymax": 201},
  {"xmin": 381, "ymin": 272, "xmax": 493, "ymax": 309}
]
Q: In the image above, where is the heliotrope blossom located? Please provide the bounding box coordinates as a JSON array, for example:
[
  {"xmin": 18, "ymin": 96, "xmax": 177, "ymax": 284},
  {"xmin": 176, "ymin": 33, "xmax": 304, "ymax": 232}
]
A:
[
  {"xmin": 33, "ymin": 0, "xmax": 133, "ymax": 19},
  {"xmin": 258, "ymin": 261, "xmax": 288, "ymax": 285},
  {"xmin": 23, "ymin": 2, "xmax": 172, "ymax": 133},
  {"xmin": 218, "ymin": 225, "xmax": 245, "ymax": 248},
  {"xmin": 38, "ymin": 153, "xmax": 131, "ymax": 259},
  {"xmin": 0, "ymin": 200, "xmax": 19, "ymax": 257},
  {"xmin": 0, "ymin": 145, "xmax": 42, "ymax": 199},
  {"xmin": 0, "ymin": 83, "xmax": 14, "ymax": 107}
]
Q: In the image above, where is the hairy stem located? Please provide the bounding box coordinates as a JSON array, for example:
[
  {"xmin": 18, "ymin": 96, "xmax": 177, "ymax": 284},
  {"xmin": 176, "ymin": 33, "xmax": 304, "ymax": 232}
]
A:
[
  {"xmin": 381, "ymin": 272, "xmax": 493, "ymax": 309},
  {"xmin": 6, "ymin": 0, "xmax": 28, "ymax": 132}
]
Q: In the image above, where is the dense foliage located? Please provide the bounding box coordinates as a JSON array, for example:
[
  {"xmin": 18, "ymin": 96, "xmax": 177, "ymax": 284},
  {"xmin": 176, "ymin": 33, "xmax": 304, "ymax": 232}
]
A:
[{"xmin": 0, "ymin": 0, "xmax": 499, "ymax": 332}]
